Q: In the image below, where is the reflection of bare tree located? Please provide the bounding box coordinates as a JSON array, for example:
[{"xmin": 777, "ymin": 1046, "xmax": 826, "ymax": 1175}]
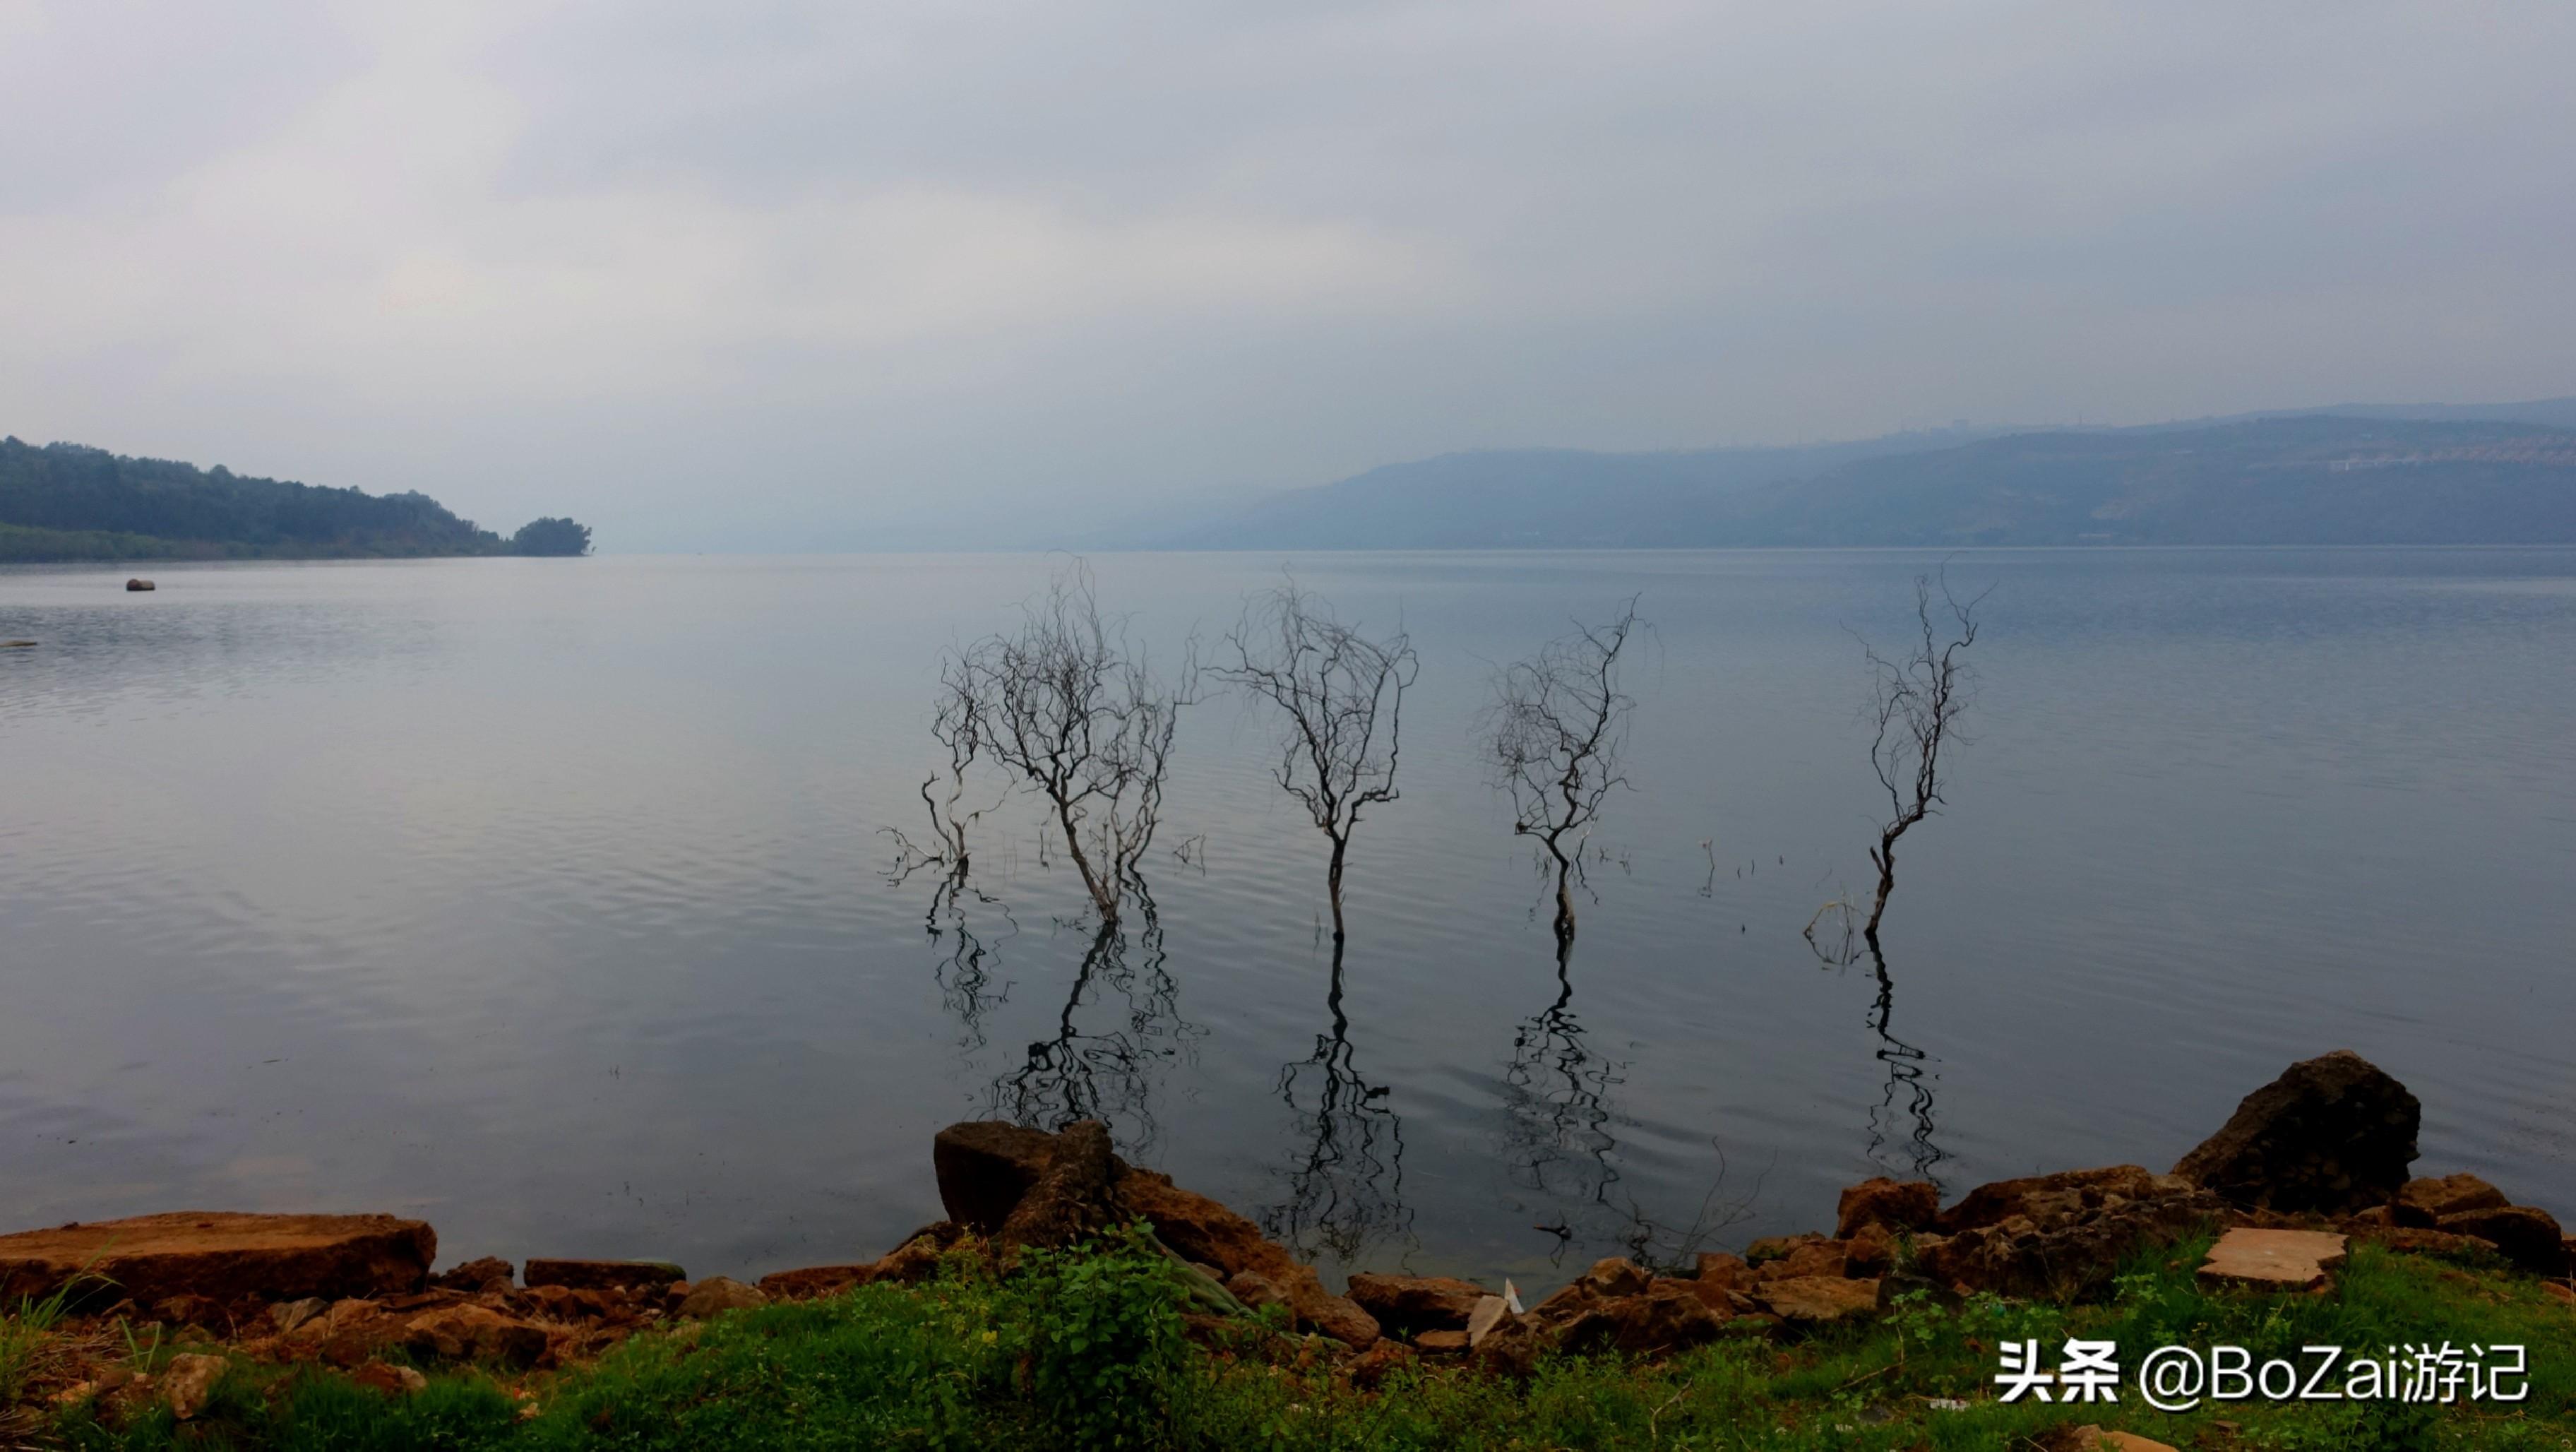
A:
[
  {"xmin": 1498, "ymin": 942, "xmax": 1628, "ymax": 1224},
  {"xmin": 986, "ymin": 892, "xmax": 1200, "ymax": 1158},
  {"xmin": 1263, "ymin": 942, "xmax": 1409, "ymax": 1264},
  {"xmin": 922, "ymin": 873, "xmax": 1017, "ymax": 1052},
  {"xmin": 1862, "ymin": 944, "xmax": 1947, "ymax": 1185}
]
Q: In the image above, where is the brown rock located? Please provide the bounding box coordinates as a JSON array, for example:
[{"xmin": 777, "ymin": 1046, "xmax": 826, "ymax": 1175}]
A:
[
  {"xmin": 1837, "ymin": 1177, "xmax": 1940, "ymax": 1238},
  {"xmin": 676, "ymin": 1276, "xmax": 769, "ymax": 1318},
  {"xmin": 522, "ymin": 1258, "xmax": 686, "ymax": 1292},
  {"xmin": 1558, "ymin": 1280, "xmax": 1730, "ymax": 1355},
  {"xmin": 1117, "ymin": 1169, "xmax": 1377, "ymax": 1347},
  {"xmin": 2344, "ymin": 1224, "xmax": 2500, "ymax": 1261},
  {"xmin": 1578, "ymin": 1257, "xmax": 1651, "ymax": 1298},
  {"xmin": 0, "ymin": 1212, "xmax": 435, "ymax": 1305},
  {"xmin": 1344, "ymin": 1273, "xmax": 1487, "ymax": 1334},
  {"xmin": 1692, "ymin": 1251, "xmax": 1753, "ymax": 1294},
  {"xmin": 1224, "ymin": 1270, "xmax": 1289, "ymax": 1313},
  {"xmin": 2196, "ymin": 1228, "xmax": 2347, "ymax": 1290},
  {"xmin": 162, "ymin": 1354, "xmax": 226, "ymax": 1420},
  {"xmin": 756, "ymin": 1263, "xmax": 875, "ymax": 1300},
  {"xmin": 1843, "ymin": 1222, "xmax": 1899, "ymax": 1278},
  {"xmin": 1755, "ymin": 1240, "xmax": 1848, "ymax": 1282},
  {"xmin": 1470, "ymin": 1312, "xmax": 1546, "ymax": 1378},
  {"xmin": 2542, "ymin": 1283, "xmax": 2576, "ymax": 1308},
  {"xmin": 2172, "ymin": 1050, "xmax": 2421, "ymax": 1213},
  {"xmin": 1745, "ymin": 1233, "xmax": 1825, "ymax": 1264},
  {"xmin": 269, "ymin": 1297, "xmax": 328, "ymax": 1335},
  {"xmin": 1921, "ymin": 1186, "xmax": 2224, "ymax": 1298},
  {"xmin": 2438, "ymin": 1206, "xmax": 2565, "ymax": 1275},
  {"xmin": 996, "ymin": 1119, "xmax": 1122, "ymax": 1253},
  {"xmin": 349, "ymin": 1360, "xmax": 429, "ymax": 1397},
  {"xmin": 1754, "ymin": 1275, "xmax": 1880, "ymax": 1323},
  {"xmin": 1938, "ymin": 1166, "xmax": 2163, "ymax": 1233},
  {"xmin": 402, "ymin": 1304, "xmax": 547, "ymax": 1367},
  {"xmin": 2395, "ymin": 1173, "xmax": 2508, "ymax": 1226},
  {"xmin": 932, "ymin": 1120, "xmax": 1058, "ymax": 1233},
  {"xmin": 1345, "ymin": 1340, "xmax": 1416, "ymax": 1390},
  {"xmin": 434, "ymin": 1256, "xmax": 515, "ymax": 1292},
  {"xmin": 1417, "ymin": 1329, "xmax": 1468, "ymax": 1352}
]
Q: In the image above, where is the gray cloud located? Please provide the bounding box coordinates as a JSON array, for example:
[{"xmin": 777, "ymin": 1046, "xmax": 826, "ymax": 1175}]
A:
[{"xmin": 4, "ymin": 0, "xmax": 2570, "ymax": 549}]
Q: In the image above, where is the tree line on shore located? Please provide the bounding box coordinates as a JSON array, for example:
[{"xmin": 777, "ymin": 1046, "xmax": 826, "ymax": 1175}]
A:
[{"xmin": 0, "ymin": 437, "xmax": 591, "ymax": 561}]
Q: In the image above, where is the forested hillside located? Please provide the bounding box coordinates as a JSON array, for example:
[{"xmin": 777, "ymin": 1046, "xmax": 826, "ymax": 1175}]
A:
[{"xmin": 0, "ymin": 438, "xmax": 590, "ymax": 561}]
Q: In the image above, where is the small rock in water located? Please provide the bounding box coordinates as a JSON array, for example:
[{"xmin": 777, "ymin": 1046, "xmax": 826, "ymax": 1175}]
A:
[{"xmin": 126, "ymin": 578, "xmax": 156, "ymax": 592}]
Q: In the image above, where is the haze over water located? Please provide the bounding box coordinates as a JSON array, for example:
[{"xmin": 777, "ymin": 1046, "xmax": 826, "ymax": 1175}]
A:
[{"xmin": 4, "ymin": 548, "xmax": 2572, "ymax": 1286}]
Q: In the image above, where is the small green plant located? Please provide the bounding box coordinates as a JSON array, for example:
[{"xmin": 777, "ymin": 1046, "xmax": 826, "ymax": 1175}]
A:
[{"xmin": 1003, "ymin": 1222, "xmax": 1191, "ymax": 1450}]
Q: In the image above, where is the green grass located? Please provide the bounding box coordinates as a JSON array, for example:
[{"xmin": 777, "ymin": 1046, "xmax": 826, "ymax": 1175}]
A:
[{"xmin": 27, "ymin": 1227, "xmax": 2576, "ymax": 1451}]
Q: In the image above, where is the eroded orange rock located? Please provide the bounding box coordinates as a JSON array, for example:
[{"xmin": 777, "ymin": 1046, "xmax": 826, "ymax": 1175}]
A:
[{"xmin": 0, "ymin": 1212, "xmax": 434, "ymax": 1305}]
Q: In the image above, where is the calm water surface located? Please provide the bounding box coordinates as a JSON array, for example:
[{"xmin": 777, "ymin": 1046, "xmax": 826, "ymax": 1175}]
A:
[{"xmin": 4, "ymin": 549, "xmax": 2572, "ymax": 1286}]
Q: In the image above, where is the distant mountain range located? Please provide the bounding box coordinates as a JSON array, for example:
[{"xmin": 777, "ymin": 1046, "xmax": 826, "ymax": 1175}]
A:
[
  {"xmin": 1143, "ymin": 400, "xmax": 2576, "ymax": 549},
  {"xmin": 0, "ymin": 437, "xmax": 590, "ymax": 561}
]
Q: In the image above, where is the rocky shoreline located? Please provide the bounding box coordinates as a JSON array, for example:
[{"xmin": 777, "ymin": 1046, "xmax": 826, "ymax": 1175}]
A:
[{"xmin": 4, "ymin": 1049, "xmax": 2569, "ymax": 1428}]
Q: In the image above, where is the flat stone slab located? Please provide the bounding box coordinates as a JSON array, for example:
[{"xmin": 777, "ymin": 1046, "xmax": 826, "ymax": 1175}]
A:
[
  {"xmin": 2197, "ymin": 1227, "xmax": 2347, "ymax": 1290},
  {"xmin": 0, "ymin": 1212, "xmax": 435, "ymax": 1304}
]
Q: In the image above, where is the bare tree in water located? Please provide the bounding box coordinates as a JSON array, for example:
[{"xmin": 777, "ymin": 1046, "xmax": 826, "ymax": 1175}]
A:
[
  {"xmin": 1482, "ymin": 599, "xmax": 1642, "ymax": 944},
  {"xmin": 1859, "ymin": 572, "xmax": 1986, "ymax": 944},
  {"xmin": 947, "ymin": 561, "xmax": 1191, "ymax": 925},
  {"xmin": 1219, "ymin": 581, "xmax": 1417, "ymax": 942}
]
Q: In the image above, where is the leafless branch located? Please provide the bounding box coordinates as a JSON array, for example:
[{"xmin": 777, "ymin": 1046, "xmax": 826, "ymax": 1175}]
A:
[
  {"xmin": 1481, "ymin": 597, "xmax": 1642, "ymax": 944},
  {"xmin": 1217, "ymin": 578, "xmax": 1417, "ymax": 941},
  {"xmin": 946, "ymin": 559, "xmax": 1195, "ymax": 924},
  {"xmin": 1858, "ymin": 570, "xmax": 1986, "ymax": 942}
]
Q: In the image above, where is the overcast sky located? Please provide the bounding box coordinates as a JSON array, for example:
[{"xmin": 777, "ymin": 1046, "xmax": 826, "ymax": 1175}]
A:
[{"xmin": 4, "ymin": 1, "xmax": 2571, "ymax": 550}]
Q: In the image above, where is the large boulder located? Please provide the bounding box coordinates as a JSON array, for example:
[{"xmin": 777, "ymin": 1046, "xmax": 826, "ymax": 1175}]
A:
[
  {"xmin": 2171, "ymin": 1050, "xmax": 2420, "ymax": 1213},
  {"xmin": 996, "ymin": 1120, "xmax": 1121, "ymax": 1254},
  {"xmin": 0, "ymin": 1212, "xmax": 435, "ymax": 1305},
  {"xmin": 933, "ymin": 1121, "xmax": 1058, "ymax": 1234},
  {"xmin": 1344, "ymin": 1273, "xmax": 1488, "ymax": 1334}
]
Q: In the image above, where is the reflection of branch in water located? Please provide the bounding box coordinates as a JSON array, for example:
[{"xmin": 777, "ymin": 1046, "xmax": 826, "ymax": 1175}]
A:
[
  {"xmin": 985, "ymin": 894, "xmax": 1201, "ymax": 1159},
  {"xmin": 922, "ymin": 869, "xmax": 1018, "ymax": 1052},
  {"xmin": 1498, "ymin": 941, "xmax": 1628, "ymax": 1245},
  {"xmin": 1263, "ymin": 941, "xmax": 1409, "ymax": 1264},
  {"xmin": 1864, "ymin": 944, "xmax": 1948, "ymax": 1186}
]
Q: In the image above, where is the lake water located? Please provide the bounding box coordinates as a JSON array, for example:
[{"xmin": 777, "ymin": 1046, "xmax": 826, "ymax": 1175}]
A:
[{"xmin": 4, "ymin": 549, "xmax": 2573, "ymax": 1288}]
